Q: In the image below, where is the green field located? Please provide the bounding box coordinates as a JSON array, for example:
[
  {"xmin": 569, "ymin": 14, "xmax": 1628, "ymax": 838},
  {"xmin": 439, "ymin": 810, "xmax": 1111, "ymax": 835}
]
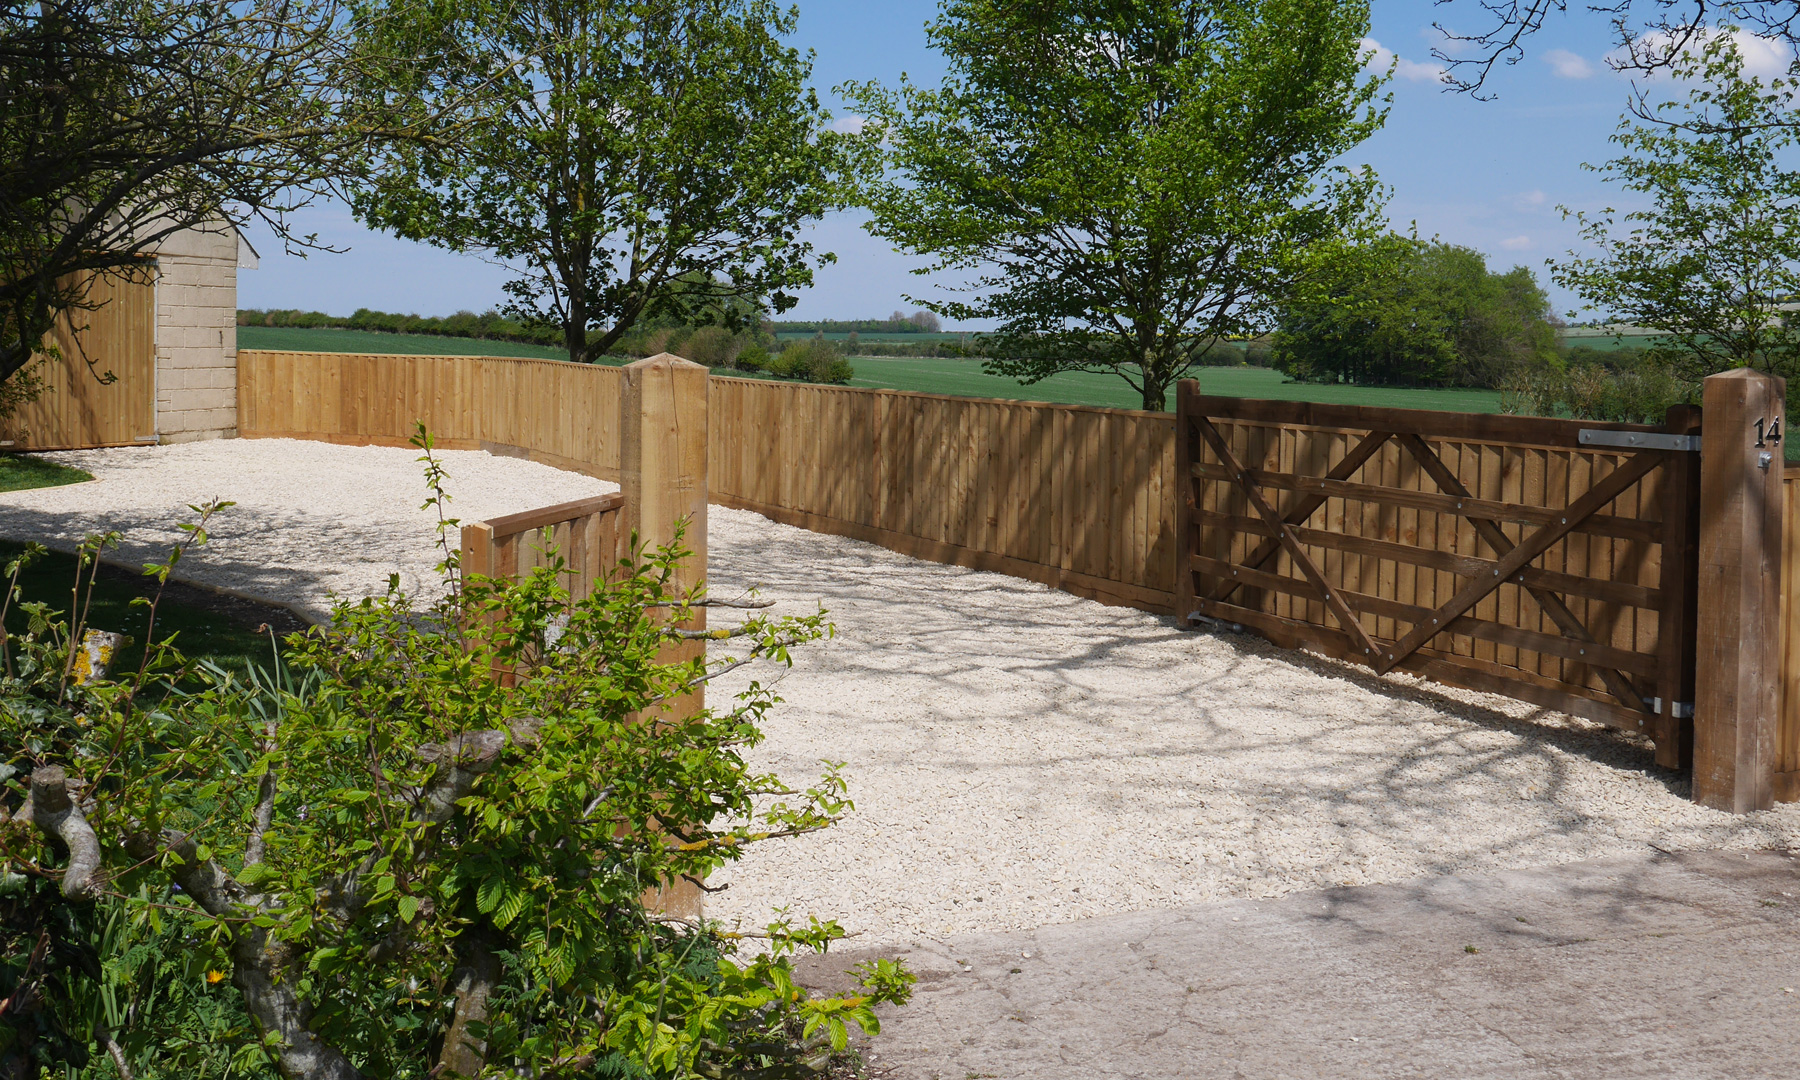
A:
[
  {"xmin": 1559, "ymin": 327, "xmax": 1665, "ymax": 352},
  {"xmin": 838, "ymin": 356, "xmax": 1505, "ymax": 413},
  {"xmin": 773, "ymin": 330, "xmax": 971, "ymax": 343},
  {"xmin": 235, "ymin": 325, "xmax": 1507, "ymax": 413},
  {"xmin": 238, "ymin": 325, "xmax": 576, "ymax": 361}
]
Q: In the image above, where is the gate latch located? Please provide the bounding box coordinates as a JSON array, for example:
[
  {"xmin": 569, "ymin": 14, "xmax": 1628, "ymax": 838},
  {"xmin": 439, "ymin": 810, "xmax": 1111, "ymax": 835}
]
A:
[{"xmin": 1644, "ymin": 697, "xmax": 1695, "ymax": 719}]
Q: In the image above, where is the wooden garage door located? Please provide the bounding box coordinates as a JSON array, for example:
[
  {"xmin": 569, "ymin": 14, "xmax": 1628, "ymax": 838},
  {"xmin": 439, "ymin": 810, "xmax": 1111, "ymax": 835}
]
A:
[{"xmin": 2, "ymin": 270, "xmax": 158, "ymax": 450}]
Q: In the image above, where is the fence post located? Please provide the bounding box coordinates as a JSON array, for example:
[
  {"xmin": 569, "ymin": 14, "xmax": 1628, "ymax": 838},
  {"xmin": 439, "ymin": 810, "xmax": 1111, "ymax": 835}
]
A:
[
  {"xmin": 1694, "ymin": 368, "xmax": 1785, "ymax": 812},
  {"xmin": 619, "ymin": 353, "xmax": 709, "ymax": 916}
]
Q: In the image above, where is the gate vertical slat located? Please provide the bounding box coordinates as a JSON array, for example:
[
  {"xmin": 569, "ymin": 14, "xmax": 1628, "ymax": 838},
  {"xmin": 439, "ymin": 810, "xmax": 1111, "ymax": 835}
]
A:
[{"xmin": 1655, "ymin": 404, "xmax": 1703, "ymax": 769}]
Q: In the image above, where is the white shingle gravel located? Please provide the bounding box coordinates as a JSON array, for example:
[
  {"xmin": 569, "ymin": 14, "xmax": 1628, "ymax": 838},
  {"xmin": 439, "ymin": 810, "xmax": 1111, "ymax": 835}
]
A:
[{"xmin": 5, "ymin": 439, "xmax": 1796, "ymax": 951}]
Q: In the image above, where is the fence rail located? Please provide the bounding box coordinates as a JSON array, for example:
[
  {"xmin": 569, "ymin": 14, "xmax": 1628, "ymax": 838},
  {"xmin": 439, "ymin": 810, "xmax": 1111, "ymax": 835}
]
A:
[
  {"xmin": 240, "ymin": 352, "xmax": 1180, "ymax": 614},
  {"xmin": 461, "ymin": 492, "xmax": 626, "ymax": 605}
]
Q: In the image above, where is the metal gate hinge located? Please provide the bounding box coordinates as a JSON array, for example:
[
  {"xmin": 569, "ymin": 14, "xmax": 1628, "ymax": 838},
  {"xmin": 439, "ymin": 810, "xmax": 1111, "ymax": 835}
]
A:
[
  {"xmin": 1644, "ymin": 697, "xmax": 1695, "ymax": 719},
  {"xmin": 1580, "ymin": 429, "xmax": 1700, "ymax": 452}
]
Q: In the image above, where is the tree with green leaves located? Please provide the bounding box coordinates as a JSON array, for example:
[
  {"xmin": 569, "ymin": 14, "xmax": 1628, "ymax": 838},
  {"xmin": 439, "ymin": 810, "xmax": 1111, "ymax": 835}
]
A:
[
  {"xmin": 0, "ymin": 437, "xmax": 911, "ymax": 1080},
  {"xmin": 1552, "ymin": 33, "xmax": 1800, "ymax": 390},
  {"xmin": 1274, "ymin": 235, "xmax": 1560, "ymax": 387},
  {"xmin": 0, "ymin": 1, "xmax": 448, "ymax": 402},
  {"xmin": 846, "ymin": 0, "xmax": 1389, "ymax": 412},
  {"xmin": 352, "ymin": 0, "xmax": 863, "ymax": 365}
]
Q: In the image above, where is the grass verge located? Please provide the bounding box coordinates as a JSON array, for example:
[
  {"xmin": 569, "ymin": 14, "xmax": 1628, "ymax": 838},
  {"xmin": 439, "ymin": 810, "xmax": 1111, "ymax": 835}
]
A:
[
  {"xmin": 0, "ymin": 454, "xmax": 95, "ymax": 493},
  {"xmin": 1, "ymin": 540, "xmax": 309, "ymax": 675}
]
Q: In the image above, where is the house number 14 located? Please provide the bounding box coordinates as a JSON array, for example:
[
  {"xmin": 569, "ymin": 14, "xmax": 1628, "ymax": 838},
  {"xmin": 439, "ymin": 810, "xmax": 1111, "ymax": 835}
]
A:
[{"xmin": 1756, "ymin": 416, "xmax": 1783, "ymax": 447}]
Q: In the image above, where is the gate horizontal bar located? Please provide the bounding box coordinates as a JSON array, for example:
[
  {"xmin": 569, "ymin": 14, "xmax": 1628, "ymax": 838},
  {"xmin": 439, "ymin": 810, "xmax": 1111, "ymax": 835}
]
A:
[{"xmin": 1579, "ymin": 429, "xmax": 1701, "ymax": 451}]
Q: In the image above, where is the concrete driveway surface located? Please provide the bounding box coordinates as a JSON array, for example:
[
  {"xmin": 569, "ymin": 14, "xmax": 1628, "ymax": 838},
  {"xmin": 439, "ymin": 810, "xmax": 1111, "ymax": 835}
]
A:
[{"xmin": 794, "ymin": 848, "xmax": 1800, "ymax": 1079}]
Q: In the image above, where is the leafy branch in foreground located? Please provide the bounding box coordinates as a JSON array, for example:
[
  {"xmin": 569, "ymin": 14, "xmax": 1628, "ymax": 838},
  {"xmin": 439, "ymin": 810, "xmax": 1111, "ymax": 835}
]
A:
[{"xmin": 2, "ymin": 447, "xmax": 909, "ymax": 1079}]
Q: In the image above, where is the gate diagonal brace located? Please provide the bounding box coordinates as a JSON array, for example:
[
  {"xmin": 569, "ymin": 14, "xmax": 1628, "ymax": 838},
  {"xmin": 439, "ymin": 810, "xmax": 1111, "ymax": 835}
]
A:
[
  {"xmin": 1209, "ymin": 428, "xmax": 1395, "ymax": 606},
  {"xmin": 1192, "ymin": 415, "xmax": 1388, "ymax": 663},
  {"xmin": 1373, "ymin": 449, "xmax": 1665, "ymax": 677},
  {"xmin": 1392, "ymin": 433, "xmax": 1652, "ymax": 715}
]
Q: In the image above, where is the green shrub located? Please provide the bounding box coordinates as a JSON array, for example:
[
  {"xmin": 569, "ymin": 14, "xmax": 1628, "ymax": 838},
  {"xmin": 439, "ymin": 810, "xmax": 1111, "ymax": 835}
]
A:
[
  {"xmin": 768, "ymin": 343, "xmax": 807, "ymax": 377},
  {"xmin": 0, "ymin": 434, "xmax": 911, "ymax": 1080},
  {"xmin": 734, "ymin": 344, "xmax": 769, "ymax": 372},
  {"xmin": 812, "ymin": 355, "xmax": 855, "ymax": 385},
  {"xmin": 680, "ymin": 326, "xmax": 743, "ymax": 368}
]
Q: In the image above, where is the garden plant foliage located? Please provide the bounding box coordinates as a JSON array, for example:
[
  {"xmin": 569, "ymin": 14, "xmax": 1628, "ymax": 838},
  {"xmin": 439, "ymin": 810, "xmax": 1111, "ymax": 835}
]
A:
[{"xmin": 0, "ymin": 431, "xmax": 910, "ymax": 1079}]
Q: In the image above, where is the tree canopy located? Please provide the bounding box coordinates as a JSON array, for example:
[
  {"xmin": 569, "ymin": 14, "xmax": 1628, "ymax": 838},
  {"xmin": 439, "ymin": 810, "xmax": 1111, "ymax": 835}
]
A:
[
  {"xmin": 1551, "ymin": 33, "xmax": 1800, "ymax": 389},
  {"xmin": 351, "ymin": 0, "xmax": 864, "ymax": 365},
  {"xmin": 847, "ymin": 0, "xmax": 1389, "ymax": 412},
  {"xmin": 0, "ymin": 1, "xmax": 441, "ymax": 397},
  {"xmin": 1273, "ymin": 236, "xmax": 1560, "ymax": 388}
]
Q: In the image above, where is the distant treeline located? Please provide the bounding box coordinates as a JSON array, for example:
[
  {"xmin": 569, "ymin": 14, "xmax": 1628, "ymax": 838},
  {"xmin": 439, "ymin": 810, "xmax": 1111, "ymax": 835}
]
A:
[
  {"xmin": 766, "ymin": 311, "xmax": 942, "ymax": 335},
  {"xmin": 239, "ymin": 307, "xmax": 569, "ymax": 349}
]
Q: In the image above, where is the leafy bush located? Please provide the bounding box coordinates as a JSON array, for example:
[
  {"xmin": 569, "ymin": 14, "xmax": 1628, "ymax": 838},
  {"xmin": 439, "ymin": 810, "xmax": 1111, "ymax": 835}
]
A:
[
  {"xmin": 761, "ymin": 341, "xmax": 852, "ymax": 385},
  {"xmin": 733, "ymin": 345, "xmax": 769, "ymax": 373},
  {"xmin": 679, "ymin": 326, "xmax": 744, "ymax": 368},
  {"xmin": 1499, "ymin": 346, "xmax": 1690, "ymax": 423},
  {"xmin": 0, "ymin": 433, "xmax": 910, "ymax": 1079},
  {"xmin": 1273, "ymin": 236, "xmax": 1561, "ymax": 388}
]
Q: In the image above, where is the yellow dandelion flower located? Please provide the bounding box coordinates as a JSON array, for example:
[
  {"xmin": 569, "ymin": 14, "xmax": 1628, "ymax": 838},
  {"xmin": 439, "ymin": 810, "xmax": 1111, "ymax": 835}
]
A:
[{"xmin": 205, "ymin": 970, "xmax": 227, "ymax": 984}]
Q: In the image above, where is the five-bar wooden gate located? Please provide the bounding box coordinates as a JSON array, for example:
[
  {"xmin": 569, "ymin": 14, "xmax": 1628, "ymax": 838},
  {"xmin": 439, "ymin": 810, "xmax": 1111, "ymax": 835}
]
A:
[{"xmin": 1175, "ymin": 382, "xmax": 1703, "ymax": 768}]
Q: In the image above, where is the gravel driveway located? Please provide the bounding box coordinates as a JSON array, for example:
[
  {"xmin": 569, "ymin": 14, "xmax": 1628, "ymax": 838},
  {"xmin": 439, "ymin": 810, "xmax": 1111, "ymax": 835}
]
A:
[{"xmin": 5, "ymin": 439, "xmax": 1797, "ymax": 949}]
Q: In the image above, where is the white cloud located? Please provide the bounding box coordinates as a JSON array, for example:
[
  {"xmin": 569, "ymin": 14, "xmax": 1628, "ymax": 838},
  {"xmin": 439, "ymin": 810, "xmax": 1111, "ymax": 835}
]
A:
[
  {"xmin": 1512, "ymin": 189, "xmax": 1548, "ymax": 211},
  {"xmin": 1623, "ymin": 26, "xmax": 1794, "ymax": 79},
  {"xmin": 1499, "ymin": 235, "xmax": 1533, "ymax": 251},
  {"xmin": 1544, "ymin": 49, "xmax": 1595, "ymax": 79},
  {"xmin": 1360, "ymin": 37, "xmax": 1450, "ymax": 84},
  {"xmin": 828, "ymin": 115, "xmax": 868, "ymax": 134}
]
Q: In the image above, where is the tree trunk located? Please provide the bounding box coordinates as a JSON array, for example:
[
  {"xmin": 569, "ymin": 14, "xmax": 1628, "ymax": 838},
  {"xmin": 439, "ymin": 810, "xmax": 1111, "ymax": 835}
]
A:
[
  {"xmin": 437, "ymin": 928, "xmax": 499, "ymax": 1079},
  {"xmin": 1141, "ymin": 377, "xmax": 1169, "ymax": 412}
]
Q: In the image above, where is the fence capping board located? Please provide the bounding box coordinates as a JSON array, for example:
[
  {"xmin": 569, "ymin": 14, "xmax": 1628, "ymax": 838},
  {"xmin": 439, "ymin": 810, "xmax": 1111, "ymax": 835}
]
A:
[
  {"xmin": 706, "ymin": 371, "xmax": 1175, "ymax": 420},
  {"xmin": 239, "ymin": 348, "xmax": 614, "ymax": 371},
  {"xmin": 1189, "ymin": 394, "xmax": 1670, "ymax": 449},
  {"xmin": 481, "ymin": 492, "xmax": 624, "ymax": 536}
]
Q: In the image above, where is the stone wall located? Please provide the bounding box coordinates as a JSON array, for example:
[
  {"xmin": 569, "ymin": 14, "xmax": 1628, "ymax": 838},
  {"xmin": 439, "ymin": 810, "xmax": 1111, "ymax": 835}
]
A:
[{"xmin": 150, "ymin": 224, "xmax": 243, "ymax": 442}]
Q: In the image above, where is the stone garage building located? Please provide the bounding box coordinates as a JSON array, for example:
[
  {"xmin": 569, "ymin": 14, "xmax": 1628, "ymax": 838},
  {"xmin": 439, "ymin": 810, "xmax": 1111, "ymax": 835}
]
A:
[{"xmin": 2, "ymin": 219, "xmax": 257, "ymax": 450}]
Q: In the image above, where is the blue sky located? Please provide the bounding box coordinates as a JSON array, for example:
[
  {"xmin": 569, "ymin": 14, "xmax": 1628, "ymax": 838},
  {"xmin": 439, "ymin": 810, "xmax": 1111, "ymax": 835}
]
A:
[{"xmin": 239, "ymin": 0, "xmax": 1775, "ymax": 324}]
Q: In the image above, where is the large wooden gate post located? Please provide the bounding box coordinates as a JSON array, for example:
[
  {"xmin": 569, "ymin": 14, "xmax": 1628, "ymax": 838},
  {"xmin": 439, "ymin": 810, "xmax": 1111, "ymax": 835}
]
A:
[
  {"xmin": 1694, "ymin": 368, "xmax": 1785, "ymax": 813},
  {"xmin": 619, "ymin": 352, "xmax": 709, "ymax": 916}
]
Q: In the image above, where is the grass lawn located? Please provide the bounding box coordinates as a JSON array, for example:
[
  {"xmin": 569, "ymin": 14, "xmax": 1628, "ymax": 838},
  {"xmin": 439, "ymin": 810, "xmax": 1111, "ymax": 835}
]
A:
[
  {"xmin": 840, "ymin": 356, "xmax": 1506, "ymax": 414},
  {"xmin": 1, "ymin": 541, "xmax": 306, "ymax": 675},
  {"xmin": 238, "ymin": 325, "xmax": 577, "ymax": 361},
  {"xmin": 0, "ymin": 454, "xmax": 95, "ymax": 493}
]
